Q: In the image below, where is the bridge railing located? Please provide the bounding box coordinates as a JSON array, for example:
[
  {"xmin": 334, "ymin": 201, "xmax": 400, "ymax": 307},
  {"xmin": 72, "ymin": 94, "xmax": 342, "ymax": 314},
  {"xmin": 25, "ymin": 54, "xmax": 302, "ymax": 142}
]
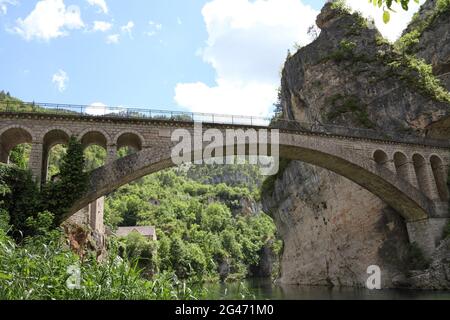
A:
[
  {"xmin": 270, "ymin": 119, "xmax": 450, "ymax": 148},
  {"xmin": 0, "ymin": 100, "xmax": 449, "ymax": 148},
  {"xmin": 0, "ymin": 100, "xmax": 272, "ymax": 126}
]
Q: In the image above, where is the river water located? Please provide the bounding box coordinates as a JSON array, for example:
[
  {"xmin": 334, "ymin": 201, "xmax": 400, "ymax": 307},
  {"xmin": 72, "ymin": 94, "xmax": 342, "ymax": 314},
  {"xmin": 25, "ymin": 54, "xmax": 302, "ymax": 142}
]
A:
[{"xmin": 203, "ymin": 278, "xmax": 450, "ymax": 300}]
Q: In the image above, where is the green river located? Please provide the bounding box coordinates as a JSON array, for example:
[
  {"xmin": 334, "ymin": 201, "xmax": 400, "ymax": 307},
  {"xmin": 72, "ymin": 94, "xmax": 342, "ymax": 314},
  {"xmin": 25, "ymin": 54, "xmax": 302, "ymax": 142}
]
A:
[{"xmin": 203, "ymin": 278, "xmax": 450, "ymax": 300}]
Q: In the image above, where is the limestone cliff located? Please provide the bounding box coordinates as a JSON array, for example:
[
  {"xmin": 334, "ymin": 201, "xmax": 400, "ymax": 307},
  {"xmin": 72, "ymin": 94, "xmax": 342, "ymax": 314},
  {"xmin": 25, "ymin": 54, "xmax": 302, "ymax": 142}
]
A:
[
  {"xmin": 262, "ymin": 1, "xmax": 450, "ymax": 288},
  {"xmin": 403, "ymin": 0, "xmax": 450, "ymax": 91}
]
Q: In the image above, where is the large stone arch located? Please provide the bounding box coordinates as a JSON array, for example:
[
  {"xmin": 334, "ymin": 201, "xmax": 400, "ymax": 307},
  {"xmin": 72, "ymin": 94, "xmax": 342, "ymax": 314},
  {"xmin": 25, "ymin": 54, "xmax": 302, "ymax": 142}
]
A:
[
  {"xmin": 66, "ymin": 133, "xmax": 435, "ymax": 223},
  {"xmin": 0, "ymin": 125, "xmax": 34, "ymax": 163}
]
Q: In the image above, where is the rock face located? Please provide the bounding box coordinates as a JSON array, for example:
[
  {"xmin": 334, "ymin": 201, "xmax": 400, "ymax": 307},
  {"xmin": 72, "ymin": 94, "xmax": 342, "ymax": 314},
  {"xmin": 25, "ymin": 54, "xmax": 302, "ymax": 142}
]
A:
[
  {"xmin": 394, "ymin": 239, "xmax": 450, "ymax": 290},
  {"xmin": 262, "ymin": 1, "xmax": 450, "ymax": 288},
  {"xmin": 64, "ymin": 197, "xmax": 107, "ymax": 261},
  {"xmin": 404, "ymin": 0, "xmax": 450, "ymax": 91}
]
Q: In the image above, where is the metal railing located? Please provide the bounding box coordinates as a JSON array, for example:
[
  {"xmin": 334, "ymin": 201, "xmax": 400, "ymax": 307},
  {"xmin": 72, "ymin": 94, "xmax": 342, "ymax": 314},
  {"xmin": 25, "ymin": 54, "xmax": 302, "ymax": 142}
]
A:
[
  {"xmin": 0, "ymin": 101, "xmax": 272, "ymax": 127},
  {"xmin": 270, "ymin": 119, "xmax": 450, "ymax": 148},
  {"xmin": 0, "ymin": 100, "xmax": 449, "ymax": 148}
]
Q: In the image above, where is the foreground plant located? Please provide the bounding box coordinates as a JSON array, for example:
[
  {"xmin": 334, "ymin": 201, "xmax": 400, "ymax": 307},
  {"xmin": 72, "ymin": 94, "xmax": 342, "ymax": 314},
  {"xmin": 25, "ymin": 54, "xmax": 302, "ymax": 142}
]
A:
[{"xmin": 0, "ymin": 229, "xmax": 205, "ymax": 300}]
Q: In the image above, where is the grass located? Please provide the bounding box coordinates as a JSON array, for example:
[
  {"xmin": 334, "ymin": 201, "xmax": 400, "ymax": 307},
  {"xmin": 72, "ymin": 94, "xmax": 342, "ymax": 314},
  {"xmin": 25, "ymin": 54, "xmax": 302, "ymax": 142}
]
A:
[{"xmin": 0, "ymin": 231, "xmax": 205, "ymax": 300}]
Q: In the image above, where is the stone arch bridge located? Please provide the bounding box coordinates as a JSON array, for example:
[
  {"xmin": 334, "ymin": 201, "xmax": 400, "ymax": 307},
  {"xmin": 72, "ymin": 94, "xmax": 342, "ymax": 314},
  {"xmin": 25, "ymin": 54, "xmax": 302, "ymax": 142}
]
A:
[{"xmin": 0, "ymin": 106, "xmax": 449, "ymax": 256}]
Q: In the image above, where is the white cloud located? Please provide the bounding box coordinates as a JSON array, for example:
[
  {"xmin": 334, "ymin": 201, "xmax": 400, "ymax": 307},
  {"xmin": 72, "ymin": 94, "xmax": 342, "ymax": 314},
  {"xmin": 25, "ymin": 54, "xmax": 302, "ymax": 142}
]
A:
[
  {"xmin": 93, "ymin": 20, "xmax": 112, "ymax": 32},
  {"xmin": 177, "ymin": 17, "xmax": 182, "ymax": 25},
  {"xmin": 345, "ymin": 0, "xmax": 422, "ymax": 42},
  {"xmin": 11, "ymin": 0, "xmax": 84, "ymax": 41},
  {"xmin": 52, "ymin": 69, "xmax": 69, "ymax": 92},
  {"xmin": 0, "ymin": 0, "xmax": 17, "ymax": 15},
  {"xmin": 87, "ymin": 0, "xmax": 108, "ymax": 14},
  {"xmin": 86, "ymin": 102, "xmax": 107, "ymax": 115},
  {"xmin": 86, "ymin": 102, "xmax": 124, "ymax": 115},
  {"xmin": 106, "ymin": 33, "xmax": 119, "ymax": 44},
  {"xmin": 175, "ymin": 80, "xmax": 278, "ymax": 117},
  {"xmin": 174, "ymin": 0, "xmax": 319, "ymax": 116},
  {"xmin": 121, "ymin": 21, "xmax": 134, "ymax": 38},
  {"xmin": 145, "ymin": 20, "xmax": 162, "ymax": 36}
]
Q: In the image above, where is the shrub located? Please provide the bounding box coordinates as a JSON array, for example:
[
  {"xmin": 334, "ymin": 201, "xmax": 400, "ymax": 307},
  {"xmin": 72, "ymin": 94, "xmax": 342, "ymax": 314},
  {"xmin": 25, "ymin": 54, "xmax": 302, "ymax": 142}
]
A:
[
  {"xmin": 326, "ymin": 94, "xmax": 375, "ymax": 128},
  {"xmin": 42, "ymin": 136, "xmax": 89, "ymax": 224},
  {"xmin": 121, "ymin": 232, "xmax": 158, "ymax": 277},
  {"xmin": 396, "ymin": 0, "xmax": 450, "ymax": 53},
  {"xmin": 0, "ymin": 164, "xmax": 41, "ymax": 237}
]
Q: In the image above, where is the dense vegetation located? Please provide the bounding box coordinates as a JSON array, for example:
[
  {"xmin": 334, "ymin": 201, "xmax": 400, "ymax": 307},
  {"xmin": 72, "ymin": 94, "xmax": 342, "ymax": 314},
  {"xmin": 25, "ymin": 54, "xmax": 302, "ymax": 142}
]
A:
[
  {"xmin": 106, "ymin": 164, "xmax": 281, "ymax": 281},
  {"xmin": 0, "ymin": 224, "xmax": 205, "ymax": 300},
  {"xmin": 396, "ymin": 0, "xmax": 450, "ymax": 53},
  {"xmin": 0, "ymin": 137, "xmax": 88, "ymax": 237},
  {"xmin": 0, "ymin": 140, "xmax": 207, "ymax": 300}
]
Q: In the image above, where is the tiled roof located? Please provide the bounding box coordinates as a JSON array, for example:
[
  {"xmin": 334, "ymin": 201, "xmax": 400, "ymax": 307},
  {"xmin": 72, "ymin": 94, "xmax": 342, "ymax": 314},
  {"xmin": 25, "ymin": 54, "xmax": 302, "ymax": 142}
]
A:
[{"xmin": 115, "ymin": 226, "xmax": 156, "ymax": 238}]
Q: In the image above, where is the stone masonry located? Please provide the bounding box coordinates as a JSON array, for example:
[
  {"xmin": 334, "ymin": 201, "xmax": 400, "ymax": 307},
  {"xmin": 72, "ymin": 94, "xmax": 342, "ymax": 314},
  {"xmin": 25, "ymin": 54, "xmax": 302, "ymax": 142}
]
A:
[{"xmin": 0, "ymin": 112, "xmax": 449, "ymax": 257}]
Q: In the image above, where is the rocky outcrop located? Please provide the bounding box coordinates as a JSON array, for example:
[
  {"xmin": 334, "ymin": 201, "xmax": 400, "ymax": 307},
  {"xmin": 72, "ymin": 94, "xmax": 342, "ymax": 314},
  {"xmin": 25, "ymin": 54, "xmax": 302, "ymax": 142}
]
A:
[
  {"xmin": 63, "ymin": 222, "xmax": 107, "ymax": 261},
  {"xmin": 263, "ymin": 1, "xmax": 450, "ymax": 288},
  {"xmin": 403, "ymin": 0, "xmax": 450, "ymax": 91},
  {"xmin": 250, "ymin": 240, "xmax": 277, "ymax": 278},
  {"xmin": 394, "ymin": 238, "xmax": 450, "ymax": 290}
]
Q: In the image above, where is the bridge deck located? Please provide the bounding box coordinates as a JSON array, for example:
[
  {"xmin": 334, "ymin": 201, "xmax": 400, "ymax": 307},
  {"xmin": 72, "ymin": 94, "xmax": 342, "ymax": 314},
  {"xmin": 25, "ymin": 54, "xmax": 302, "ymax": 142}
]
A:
[{"xmin": 0, "ymin": 100, "xmax": 449, "ymax": 149}]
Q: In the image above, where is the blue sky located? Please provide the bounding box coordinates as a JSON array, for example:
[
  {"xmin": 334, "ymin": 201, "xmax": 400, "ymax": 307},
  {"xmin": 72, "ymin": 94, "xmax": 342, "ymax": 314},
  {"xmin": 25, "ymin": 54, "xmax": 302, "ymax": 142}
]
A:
[{"xmin": 0, "ymin": 0, "xmax": 421, "ymax": 116}]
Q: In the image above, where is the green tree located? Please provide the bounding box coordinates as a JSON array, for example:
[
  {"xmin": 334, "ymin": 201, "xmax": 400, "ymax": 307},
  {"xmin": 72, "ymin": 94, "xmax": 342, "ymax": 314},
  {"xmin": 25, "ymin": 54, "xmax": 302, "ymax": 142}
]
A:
[
  {"xmin": 170, "ymin": 237, "xmax": 191, "ymax": 279},
  {"xmin": 42, "ymin": 136, "xmax": 89, "ymax": 224},
  {"xmin": 0, "ymin": 164, "xmax": 41, "ymax": 237},
  {"xmin": 9, "ymin": 144, "xmax": 31, "ymax": 170},
  {"xmin": 202, "ymin": 203, "xmax": 232, "ymax": 233},
  {"xmin": 84, "ymin": 145, "xmax": 106, "ymax": 171},
  {"xmin": 121, "ymin": 232, "xmax": 158, "ymax": 277}
]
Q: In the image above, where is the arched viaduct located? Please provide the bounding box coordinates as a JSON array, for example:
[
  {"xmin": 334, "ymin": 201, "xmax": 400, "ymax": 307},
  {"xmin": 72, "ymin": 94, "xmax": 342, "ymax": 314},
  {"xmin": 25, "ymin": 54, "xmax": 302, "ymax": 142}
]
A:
[{"xmin": 0, "ymin": 110, "xmax": 449, "ymax": 257}]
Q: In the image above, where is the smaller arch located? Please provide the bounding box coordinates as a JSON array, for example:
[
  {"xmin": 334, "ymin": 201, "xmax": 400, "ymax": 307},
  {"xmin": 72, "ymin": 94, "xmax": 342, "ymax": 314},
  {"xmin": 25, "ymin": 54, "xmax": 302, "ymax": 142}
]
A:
[
  {"xmin": 0, "ymin": 126, "xmax": 33, "ymax": 163},
  {"xmin": 40, "ymin": 126, "xmax": 72, "ymax": 139},
  {"xmin": 394, "ymin": 151, "xmax": 410, "ymax": 182},
  {"xmin": 373, "ymin": 150, "xmax": 389, "ymax": 166},
  {"xmin": 80, "ymin": 131, "xmax": 108, "ymax": 150},
  {"xmin": 42, "ymin": 129, "xmax": 71, "ymax": 182},
  {"xmin": 78, "ymin": 128, "xmax": 111, "ymax": 149},
  {"xmin": 115, "ymin": 131, "xmax": 143, "ymax": 152},
  {"xmin": 430, "ymin": 155, "xmax": 449, "ymax": 202},
  {"xmin": 413, "ymin": 153, "xmax": 430, "ymax": 197},
  {"xmin": 0, "ymin": 124, "xmax": 34, "ymax": 138},
  {"xmin": 43, "ymin": 128, "xmax": 71, "ymax": 150}
]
